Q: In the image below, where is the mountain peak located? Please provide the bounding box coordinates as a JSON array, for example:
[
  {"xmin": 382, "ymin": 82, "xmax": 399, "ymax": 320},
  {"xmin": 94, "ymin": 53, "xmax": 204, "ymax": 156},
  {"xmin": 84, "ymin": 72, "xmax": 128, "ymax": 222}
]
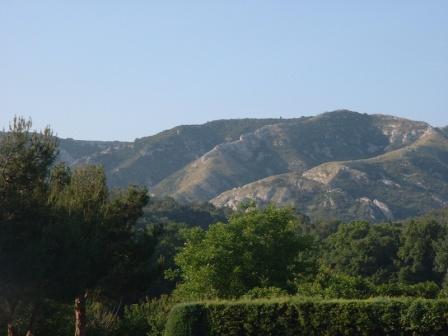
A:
[{"xmin": 318, "ymin": 109, "xmax": 364, "ymax": 117}]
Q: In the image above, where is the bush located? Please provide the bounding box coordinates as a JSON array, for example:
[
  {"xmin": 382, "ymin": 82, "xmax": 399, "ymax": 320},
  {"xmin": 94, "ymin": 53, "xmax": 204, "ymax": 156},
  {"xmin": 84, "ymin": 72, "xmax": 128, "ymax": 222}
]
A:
[
  {"xmin": 164, "ymin": 304, "xmax": 207, "ymax": 336},
  {"xmin": 164, "ymin": 298, "xmax": 448, "ymax": 336},
  {"xmin": 374, "ymin": 282, "xmax": 440, "ymax": 299},
  {"xmin": 296, "ymin": 267, "xmax": 441, "ymax": 300},
  {"xmin": 297, "ymin": 269, "xmax": 375, "ymax": 299},
  {"xmin": 86, "ymin": 301, "xmax": 120, "ymax": 336},
  {"xmin": 242, "ymin": 287, "xmax": 288, "ymax": 299},
  {"xmin": 120, "ymin": 295, "xmax": 176, "ymax": 336}
]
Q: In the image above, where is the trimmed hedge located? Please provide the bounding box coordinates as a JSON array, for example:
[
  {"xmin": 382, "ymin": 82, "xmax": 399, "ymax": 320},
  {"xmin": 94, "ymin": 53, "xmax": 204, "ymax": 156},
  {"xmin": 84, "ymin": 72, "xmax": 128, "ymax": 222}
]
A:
[{"xmin": 164, "ymin": 298, "xmax": 448, "ymax": 336}]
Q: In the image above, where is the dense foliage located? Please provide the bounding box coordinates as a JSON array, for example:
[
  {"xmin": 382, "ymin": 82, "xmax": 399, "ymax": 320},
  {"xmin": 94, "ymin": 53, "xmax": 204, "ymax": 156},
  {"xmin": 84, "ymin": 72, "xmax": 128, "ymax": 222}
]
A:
[
  {"xmin": 170, "ymin": 206, "xmax": 314, "ymax": 299},
  {"xmin": 321, "ymin": 221, "xmax": 400, "ymax": 283},
  {"xmin": 0, "ymin": 119, "xmax": 152, "ymax": 335},
  {"xmin": 165, "ymin": 298, "xmax": 448, "ymax": 336}
]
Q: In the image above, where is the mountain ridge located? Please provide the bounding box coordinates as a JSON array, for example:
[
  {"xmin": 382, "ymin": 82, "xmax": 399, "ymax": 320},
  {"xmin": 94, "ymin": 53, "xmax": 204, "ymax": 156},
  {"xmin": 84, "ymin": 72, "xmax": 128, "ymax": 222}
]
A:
[
  {"xmin": 58, "ymin": 118, "xmax": 291, "ymax": 187},
  {"xmin": 153, "ymin": 111, "xmax": 432, "ymax": 202},
  {"xmin": 212, "ymin": 128, "xmax": 448, "ymax": 221},
  {"xmin": 54, "ymin": 110, "xmax": 448, "ymax": 222}
]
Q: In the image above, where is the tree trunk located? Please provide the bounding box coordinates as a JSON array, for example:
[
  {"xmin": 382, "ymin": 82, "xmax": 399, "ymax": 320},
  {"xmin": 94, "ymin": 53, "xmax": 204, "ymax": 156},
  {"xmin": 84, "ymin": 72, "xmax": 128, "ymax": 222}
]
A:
[
  {"xmin": 7, "ymin": 323, "xmax": 17, "ymax": 336},
  {"xmin": 74, "ymin": 293, "xmax": 87, "ymax": 336},
  {"xmin": 24, "ymin": 301, "xmax": 39, "ymax": 336}
]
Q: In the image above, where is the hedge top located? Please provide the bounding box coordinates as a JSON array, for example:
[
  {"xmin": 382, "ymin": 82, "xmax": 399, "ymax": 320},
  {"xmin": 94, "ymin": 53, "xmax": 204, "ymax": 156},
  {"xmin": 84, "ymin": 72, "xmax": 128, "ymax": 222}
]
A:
[{"xmin": 165, "ymin": 297, "xmax": 448, "ymax": 336}]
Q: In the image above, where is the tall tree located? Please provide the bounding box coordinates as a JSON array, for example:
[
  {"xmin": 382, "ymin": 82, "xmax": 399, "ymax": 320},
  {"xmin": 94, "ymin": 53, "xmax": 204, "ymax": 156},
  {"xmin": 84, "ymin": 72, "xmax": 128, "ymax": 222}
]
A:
[
  {"xmin": 398, "ymin": 219, "xmax": 445, "ymax": 284},
  {"xmin": 47, "ymin": 165, "xmax": 150, "ymax": 336},
  {"xmin": 321, "ymin": 221, "xmax": 400, "ymax": 284},
  {"xmin": 171, "ymin": 206, "xmax": 314, "ymax": 299},
  {"xmin": 0, "ymin": 117, "xmax": 57, "ymax": 336},
  {"xmin": 0, "ymin": 117, "xmax": 152, "ymax": 336}
]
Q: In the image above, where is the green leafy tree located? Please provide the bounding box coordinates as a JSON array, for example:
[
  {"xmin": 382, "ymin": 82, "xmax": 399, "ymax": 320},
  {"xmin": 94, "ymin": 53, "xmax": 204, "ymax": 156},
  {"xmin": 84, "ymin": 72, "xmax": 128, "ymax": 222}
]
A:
[
  {"xmin": 171, "ymin": 206, "xmax": 314, "ymax": 299},
  {"xmin": 398, "ymin": 219, "xmax": 445, "ymax": 284},
  {"xmin": 0, "ymin": 117, "xmax": 57, "ymax": 336},
  {"xmin": 0, "ymin": 117, "xmax": 152, "ymax": 336},
  {"xmin": 146, "ymin": 222, "xmax": 189, "ymax": 296},
  {"xmin": 432, "ymin": 223, "xmax": 448, "ymax": 289},
  {"xmin": 47, "ymin": 165, "xmax": 150, "ymax": 336},
  {"xmin": 321, "ymin": 221, "xmax": 400, "ymax": 284},
  {"xmin": 142, "ymin": 196, "xmax": 230, "ymax": 229}
]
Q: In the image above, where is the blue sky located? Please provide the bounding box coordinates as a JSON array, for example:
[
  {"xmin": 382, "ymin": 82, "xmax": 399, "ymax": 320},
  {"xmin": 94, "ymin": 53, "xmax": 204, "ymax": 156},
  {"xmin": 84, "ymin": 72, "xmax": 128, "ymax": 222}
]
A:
[{"xmin": 1, "ymin": 1, "xmax": 447, "ymax": 141}]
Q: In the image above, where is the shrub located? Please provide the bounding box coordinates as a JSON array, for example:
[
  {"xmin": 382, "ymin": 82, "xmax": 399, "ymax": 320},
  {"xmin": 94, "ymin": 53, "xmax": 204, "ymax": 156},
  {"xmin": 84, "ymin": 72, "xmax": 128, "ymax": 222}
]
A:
[
  {"xmin": 242, "ymin": 287, "xmax": 289, "ymax": 299},
  {"xmin": 86, "ymin": 301, "xmax": 120, "ymax": 336},
  {"xmin": 164, "ymin": 298, "xmax": 448, "ymax": 336},
  {"xmin": 374, "ymin": 282, "xmax": 440, "ymax": 299},
  {"xmin": 120, "ymin": 295, "xmax": 176, "ymax": 336},
  {"xmin": 164, "ymin": 304, "xmax": 207, "ymax": 336},
  {"xmin": 297, "ymin": 268, "xmax": 374, "ymax": 299}
]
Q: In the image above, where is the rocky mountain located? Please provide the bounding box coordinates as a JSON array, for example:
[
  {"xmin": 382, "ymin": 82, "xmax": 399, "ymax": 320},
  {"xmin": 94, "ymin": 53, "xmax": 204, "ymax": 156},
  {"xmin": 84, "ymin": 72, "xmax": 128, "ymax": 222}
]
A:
[
  {"xmin": 56, "ymin": 110, "xmax": 448, "ymax": 222},
  {"xmin": 213, "ymin": 128, "xmax": 448, "ymax": 222},
  {"xmin": 441, "ymin": 126, "xmax": 448, "ymax": 138},
  {"xmin": 58, "ymin": 119, "xmax": 284, "ymax": 188},
  {"xmin": 153, "ymin": 111, "xmax": 431, "ymax": 202}
]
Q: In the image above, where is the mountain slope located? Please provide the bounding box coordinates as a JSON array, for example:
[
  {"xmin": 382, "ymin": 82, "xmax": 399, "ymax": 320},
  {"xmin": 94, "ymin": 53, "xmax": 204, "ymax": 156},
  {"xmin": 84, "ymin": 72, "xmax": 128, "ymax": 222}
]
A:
[
  {"xmin": 153, "ymin": 111, "xmax": 431, "ymax": 202},
  {"xmin": 56, "ymin": 111, "xmax": 447, "ymax": 222},
  {"xmin": 212, "ymin": 128, "xmax": 448, "ymax": 222},
  {"xmin": 441, "ymin": 126, "xmax": 448, "ymax": 138},
  {"xmin": 58, "ymin": 118, "xmax": 285, "ymax": 187},
  {"xmin": 58, "ymin": 138, "xmax": 132, "ymax": 167}
]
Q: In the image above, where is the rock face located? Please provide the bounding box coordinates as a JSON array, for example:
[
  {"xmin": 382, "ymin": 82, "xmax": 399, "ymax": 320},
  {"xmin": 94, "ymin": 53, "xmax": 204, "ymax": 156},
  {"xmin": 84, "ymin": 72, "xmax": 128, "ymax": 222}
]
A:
[
  {"xmin": 153, "ymin": 111, "xmax": 431, "ymax": 203},
  {"xmin": 57, "ymin": 110, "xmax": 448, "ymax": 222},
  {"xmin": 58, "ymin": 119, "xmax": 284, "ymax": 188},
  {"xmin": 212, "ymin": 128, "xmax": 448, "ymax": 222}
]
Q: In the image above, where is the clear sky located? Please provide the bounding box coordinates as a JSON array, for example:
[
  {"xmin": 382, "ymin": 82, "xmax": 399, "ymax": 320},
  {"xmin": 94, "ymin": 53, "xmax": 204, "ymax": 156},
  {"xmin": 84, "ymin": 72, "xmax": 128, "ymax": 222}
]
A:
[{"xmin": 1, "ymin": 1, "xmax": 447, "ymax": 141}]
